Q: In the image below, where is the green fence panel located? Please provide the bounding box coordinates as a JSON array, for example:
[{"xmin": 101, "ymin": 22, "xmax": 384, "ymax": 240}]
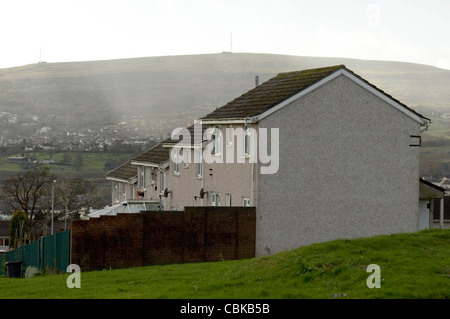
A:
[
  {"xmin": 0, "ymin": 230, "xmax": 71, "ymax": 276},
  {"xmin": 0, "ymin": 254, "xmax": 5, "ymax": 276},
  {"xmin": 43, "ymin": 234, "xmax": 55, "ymax": 270},
  {"xmin": 5, "ymin": 247, "xmax": 23, "ymax": 262},
  {"xmin": 3, "ymin": 247, "xmax": 24, "ymax": 277},
  {"xmin": 23, "ymin": 240, "xmax": 40, "ymax": 270},
  {"xmin": 55, "ymin": 230, "xmax": 70, "ymax": 272}
]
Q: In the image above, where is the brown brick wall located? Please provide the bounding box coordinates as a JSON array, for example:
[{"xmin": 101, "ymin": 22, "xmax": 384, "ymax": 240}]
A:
[{"xmin": 71, "ymin": 207, "xmax": 255, "ymax": 271}]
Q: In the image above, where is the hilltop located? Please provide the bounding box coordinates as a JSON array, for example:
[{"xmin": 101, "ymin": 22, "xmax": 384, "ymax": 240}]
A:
[{"xmin": 1, "ymin": 53, "xmax": 449, "ymax": 134}]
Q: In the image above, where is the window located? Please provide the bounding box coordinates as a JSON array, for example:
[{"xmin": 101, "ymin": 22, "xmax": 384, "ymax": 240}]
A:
[
  {"xmin": 150, "ymin": 168, "xmax": 157, "ymax": 185},
  {"xmin": 120, "ymin": 182, "xmax": 125, "ymax": 197},
  {"xmin": 211, "ymin": 193, "xmax": 221, "ymax": 206},
  {"xmin": 140, "ymin": 166, "xmax": 146, "ymax": 188},
  {"xmin": 130, "ymin": 185, "xmax": 135, "ymax": 199},
  {"xmin": 211, "ymin": 126, "xmax": 222, "ymax": 155},
  {"xmin": 114, "ymin": 183, "xmax": 119, "ymax": 202},
  {"xmin": 195, "ymin": 149, "xmax": 203, "ymax": 178},
  {"xmin": 226, "ymin": 127, "xmax": 233, "ymax": 145},
  {"xmin": 183, "ymin": 148, "xmax": 190, "ymax": 167},
  {"xmin": 225, "ymin": 194, "xmax": 232, "ymax": 206},
  {"xmin": 173, "ymin": 148, "xmax": 180, "ymax": 174},
  {"xmin": 160, "ymin": 171, "xmax": 166, "ymax": 193},
  {"xmin": 243, "ymin": 127, "xmax": 251, "ymax": 156},
  {"xmin": 242, "ymin": 198, "xmax": 250, "ymax": 207}
]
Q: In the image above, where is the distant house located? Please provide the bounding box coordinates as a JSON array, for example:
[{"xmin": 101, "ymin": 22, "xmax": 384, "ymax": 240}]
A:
[
  {"xmin": 105, "ymin": 144, "xmax": 169, "ymax": 209},
  {"xmin": 0, "ymin": 221, "xmax": 10, "ymax": 251},
  {"xmin": 106, "ymin": 161, "xmax": 138, "ymax": 204},
  {"xmin": 419, "ymin": 178, "xmax": 446, "ymax": 229},
  {"xmin": 41, "ymin": 158, "xmax": 55, "ymax": 164},
  {"xmin": 431, "ymin": 196, "xmax": 450, "ymax": 229},
  {"xmin": 130, "ymin": 143, "xmax": 169, "ymax": 207},
  {"xmin": 7, "ymin": 156, "xmax": 31, "ymax": 163},
  {"xmin": 0, "ymin": 220, "xmax": 67, "ymax": 252},
  {"xmin": 106, "ymin": 65, "xmax": 434, "ymax": 256}
]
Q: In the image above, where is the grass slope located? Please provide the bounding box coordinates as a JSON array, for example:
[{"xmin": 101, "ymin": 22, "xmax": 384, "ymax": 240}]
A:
[{"xmin": 1, "ymin": 229, "xmax": 449, "ymax": 299}]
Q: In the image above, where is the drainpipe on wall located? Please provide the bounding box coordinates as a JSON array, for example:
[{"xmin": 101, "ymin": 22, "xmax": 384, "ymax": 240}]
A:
[
  {"xmin": 246, "ymin": 117, "xmax": 255, "ymax": 207},
  {"xmin": 158, "ymin": 167, "xmax": 166, "ymax": 210},
  {"xmin": 202, "ymin": 168, "xmax": 205, "ymax": 207},
  {"xmin": 251, "ymin": 156, "xmax": 254, "ymax": 206}
]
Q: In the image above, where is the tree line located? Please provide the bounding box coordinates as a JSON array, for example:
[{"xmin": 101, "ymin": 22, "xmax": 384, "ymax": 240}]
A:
[{"xmin": 1, "ymin": 167, "xmax": 101, "ymax": 249}]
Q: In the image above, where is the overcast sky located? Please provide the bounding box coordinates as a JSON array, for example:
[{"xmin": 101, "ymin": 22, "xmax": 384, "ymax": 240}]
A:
[{"xmin": 1, "ymin": 0, "xmax": 449, "ymax": 70}]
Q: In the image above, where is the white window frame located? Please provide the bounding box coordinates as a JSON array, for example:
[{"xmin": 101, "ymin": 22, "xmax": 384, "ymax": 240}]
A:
[
  {"xmin": 183, "ymin": 147, "xmax": 190, "ymax": 168},
  {"xmin": 225, "ymin": 193, "xmax": 232, "ymax": 206},
  {"xmin": 195, "ymin": 149, "xmax": 203, "ymax": 178},
  {"xmin": 243, "ymin": 127, "xmax": 251, "ymax": 156},
  {"xmin": 130, "ymin": 185, "xmax": 135, "ymax": 199},
  {"xmin": 140, "ymin": 166, "xmax": 146, "ymax": 189},
  {"xmin": 150, "ymin": 168, "xmax": 156, "ymax": 185},
  {"xmin": 172, "ymin": 148, "xmax": 180, "ymax": 174},
  {"xmin": 211, "ymin": 126, "xmax": 222, "ymax": 155},
  {"xmin": 211, "ymin": 193, "xmax": 221, "ymax": 206},
  {"xmin": 226, "ymin": 126, "xmax": 233, "ymax": 146},
  {"xmin": 120, "ymin": 182, "xmax": 125, "ymax": 197},
  {"xmin": 242, "ymin": 197, "xmax": 250, "ymax": 207},
  {"xmin": 160, "ymin": 171, "xmax": 166, "ymax": 193},
  {"xmin": 114, "ymin": 183, "xmax": 119, "ymax": 202}
]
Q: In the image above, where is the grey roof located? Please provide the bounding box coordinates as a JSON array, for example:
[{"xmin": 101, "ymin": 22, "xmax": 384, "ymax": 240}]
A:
[
  {"xmin": 131, "ymin": 143, "xmax": 169, "ymax": 165},
  {"xmin": 200, "ymin": 65, "xmax": 429, "ymax": 122},
  {"xmin": 106, "ymin": 161, "xmax": 137, "ymax": 182}
]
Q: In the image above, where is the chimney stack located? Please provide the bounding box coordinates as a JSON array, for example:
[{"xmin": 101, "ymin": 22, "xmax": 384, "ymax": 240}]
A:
[{"xmin": 255, "ymin": 75, "xmax": 259, "ymax": 87}]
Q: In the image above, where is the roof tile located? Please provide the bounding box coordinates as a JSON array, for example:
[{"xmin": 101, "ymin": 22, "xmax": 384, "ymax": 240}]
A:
[
  {"xmin": 131, "ymin": 143, "xmax": 169, "ymax": 165},
  {"xmin": 200, "ymin": 64, "xmax": 428, "ymax": 122}
]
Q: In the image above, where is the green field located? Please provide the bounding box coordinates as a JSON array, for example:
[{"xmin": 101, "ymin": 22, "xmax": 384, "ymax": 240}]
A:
[
  {"xmin": 0, "ymin": 151, "xmax": 133, "ymax": 206},
  {"xmin": 0, "ymin": 151, "xmax": 132, "ymax": 173},
  {"xmin": 1, "ymin": 229, "xmax": 449, "ymax": 299}
]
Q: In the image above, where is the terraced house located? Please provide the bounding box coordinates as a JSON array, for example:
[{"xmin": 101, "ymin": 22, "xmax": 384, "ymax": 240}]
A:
[{"xmin": 104, "ymin": 65, "xmax": 433, "ymax": 256}]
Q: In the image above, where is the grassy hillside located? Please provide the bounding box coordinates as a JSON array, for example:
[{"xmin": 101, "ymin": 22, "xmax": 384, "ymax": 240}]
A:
[
  {"xmin": 1, "ymin": 53, "xmax": 449, "ymax": 130},
  {"xmin": 1, "ymin": 229, "xmax": 449, "ymax": 299}
]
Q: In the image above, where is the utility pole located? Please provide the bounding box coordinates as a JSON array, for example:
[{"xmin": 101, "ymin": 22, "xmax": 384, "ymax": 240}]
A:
[{"xmin": 51, "ymin": 180, "xmax": 56, "ymax": 235}]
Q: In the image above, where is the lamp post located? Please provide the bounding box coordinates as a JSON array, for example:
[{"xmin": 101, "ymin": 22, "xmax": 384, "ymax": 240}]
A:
[{"xmin": 51, "ymin": 179, "xmax": 56, "ymax": 235}]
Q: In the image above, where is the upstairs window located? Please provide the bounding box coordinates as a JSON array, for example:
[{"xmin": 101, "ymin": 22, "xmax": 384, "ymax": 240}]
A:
[
  {"xmin": 130, "ymin": 185, "xmax": 135, "ymax": 199},
  {"xmin": 160, "ymin": 171, "xmax": 166, "ymax": 193},
  {"xmin": 226, "ymin": 127, "xmax": 233, "ymax": 146},
  {"xmin": 114, "ymin": 183, "xmax": 119, "ymax": 202},
  {"xmin": 120, "ymin": 182, "xmax": 125, "ymax": 197},
  {"xmin": 183, "ymin": 148, "xmax": 190, "ymax": 167},
  {"xmin": 243, "ymin": 127, "xmax": 251, "ymax": 156},
  {"xmin": 211, "ymin": 126, "xmax": 222, "ymax": 155},
  {"xmin": 172, "ymin": 148, "xmax": 180, "ymax": 174},
  {"xmin": 195, "ymin": 149, "xmax": 203, "ymax": 178},
  {"xmin": 140, "ymin": 166, "xmax": 146, "ymax": 188},
  {"xmin": 150, "ymin": 168, "xmax": 157, "ymax": 185}
]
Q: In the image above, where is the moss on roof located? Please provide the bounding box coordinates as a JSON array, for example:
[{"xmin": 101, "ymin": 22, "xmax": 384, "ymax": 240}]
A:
[
  {"xmin": 106, "ymin": 160, "xmax": 137, "ymax": 181},
  {"xmin": 200, "ymin": 64, "xmax": 428, "ymax": 122},
  {"xmin": 131, "ymin": 143, "xmax": 169, "ymax": 165},
  {"xmin": 200, "ymin": 65, "xmax": 345, "ymax": 120}
]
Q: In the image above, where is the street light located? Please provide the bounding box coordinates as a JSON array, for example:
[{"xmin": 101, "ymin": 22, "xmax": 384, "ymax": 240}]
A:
[{"xmin": 51, "ymin": 179, "xmax": 56, "ymax": 235}]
